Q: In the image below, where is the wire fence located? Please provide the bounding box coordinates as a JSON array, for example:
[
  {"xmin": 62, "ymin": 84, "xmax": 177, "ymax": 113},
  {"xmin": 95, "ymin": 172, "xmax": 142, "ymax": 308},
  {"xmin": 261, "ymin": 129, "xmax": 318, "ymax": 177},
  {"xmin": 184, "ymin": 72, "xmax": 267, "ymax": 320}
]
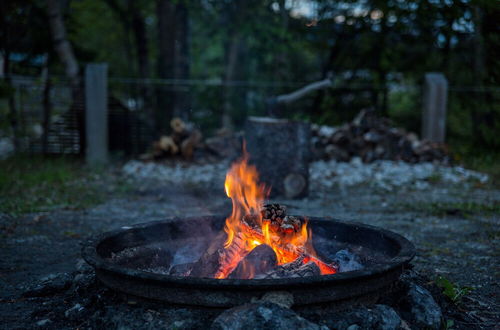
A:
[{"xmin": 3, "ymin": 74, "xmax": 499, "ymax": 156}]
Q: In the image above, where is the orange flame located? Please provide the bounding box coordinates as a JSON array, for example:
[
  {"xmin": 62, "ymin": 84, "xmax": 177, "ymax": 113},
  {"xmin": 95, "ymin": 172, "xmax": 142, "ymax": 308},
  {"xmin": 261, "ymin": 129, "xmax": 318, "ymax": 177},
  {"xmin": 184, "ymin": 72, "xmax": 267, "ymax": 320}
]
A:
[
  {"xmin": 216, "ymin": 147, "xmax": 336, "ymax": 279},
  {"xmin": 222, "ymin": 149, "xmax": 268, "ymax": 248}
]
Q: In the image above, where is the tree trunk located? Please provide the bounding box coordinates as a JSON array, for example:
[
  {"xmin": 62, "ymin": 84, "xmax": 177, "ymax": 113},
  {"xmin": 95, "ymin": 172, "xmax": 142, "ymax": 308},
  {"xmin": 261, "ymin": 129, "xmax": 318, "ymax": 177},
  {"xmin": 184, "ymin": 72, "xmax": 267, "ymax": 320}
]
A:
[
  {"xmin": 3, "ymin": 50, "xmax": 19, "ymax": 151},
  {"xmin": 47, "ymin": 0, "xmax": 82, "ymax": 154},
  {"xmin": 46, "ymin": 0, "xmax": 79, "ymax": 88},
  {"xmin": 156, "ymin": 0, "xmax": 176, "ymax": 134},
  {"xmin": 42, "ymin": 62, "xmax": 52, "ymax": 154},
  {"xmin": 131, "ymin": 8, "xmax": 154, "ymax": 121},
  {"xmin": 172, "ymin": 1, "xmax": 190, "ymax": 120},
  {"xmin": 221, "ymin": 35, "xmax": 242, "ymax": 130}
]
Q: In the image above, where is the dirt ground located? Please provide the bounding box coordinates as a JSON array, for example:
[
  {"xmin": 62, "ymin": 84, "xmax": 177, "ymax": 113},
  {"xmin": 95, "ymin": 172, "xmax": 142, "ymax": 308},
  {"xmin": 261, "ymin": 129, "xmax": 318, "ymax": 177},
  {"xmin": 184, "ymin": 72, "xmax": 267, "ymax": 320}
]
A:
[{"xmin": 1, "ymin": 173, "xmax": 498, "ymax": 329}]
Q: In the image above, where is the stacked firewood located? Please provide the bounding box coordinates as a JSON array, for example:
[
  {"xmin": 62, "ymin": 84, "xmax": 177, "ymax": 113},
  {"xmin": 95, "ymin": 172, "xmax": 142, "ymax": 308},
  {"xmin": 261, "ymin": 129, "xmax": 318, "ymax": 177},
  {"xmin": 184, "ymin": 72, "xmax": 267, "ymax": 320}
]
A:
[
  {"xmin": 311, "ymin": 110, "xmax": 450, "ymax": 164},
  {"xmin": 145, "ymin": 118, "xmax": 203, "ymax": 160}
]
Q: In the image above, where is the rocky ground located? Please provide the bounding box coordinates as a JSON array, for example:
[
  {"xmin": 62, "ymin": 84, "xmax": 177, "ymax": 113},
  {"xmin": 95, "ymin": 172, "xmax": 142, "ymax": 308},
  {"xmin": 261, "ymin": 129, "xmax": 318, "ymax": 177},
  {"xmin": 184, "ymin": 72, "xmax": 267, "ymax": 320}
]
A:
[{"xmin": 0, "ymin": 160, "xmax": 498, "ymax": 329}]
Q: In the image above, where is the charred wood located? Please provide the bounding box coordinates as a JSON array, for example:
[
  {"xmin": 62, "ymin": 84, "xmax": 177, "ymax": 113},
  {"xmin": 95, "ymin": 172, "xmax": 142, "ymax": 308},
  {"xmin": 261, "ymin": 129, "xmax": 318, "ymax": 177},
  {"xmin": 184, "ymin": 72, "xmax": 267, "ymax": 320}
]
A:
[
  {"xmin": 228, "ymin": 244, "xmax": 277, "ymax": 279},
  {"xmin": 255, "ymin": 256, "xmax": 320, "ymax": 279}
]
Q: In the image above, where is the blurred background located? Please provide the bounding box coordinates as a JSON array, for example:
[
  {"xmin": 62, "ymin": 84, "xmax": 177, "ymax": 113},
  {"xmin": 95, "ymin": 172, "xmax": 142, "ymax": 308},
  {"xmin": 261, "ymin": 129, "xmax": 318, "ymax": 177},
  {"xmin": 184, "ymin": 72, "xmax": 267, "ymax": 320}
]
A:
[
  {"xmin": 1, "ymin": 4, "xmax": 499, "ymax": 327},
  {"xmin": 0, "ymin": 0, "xmax": 499, "ymax": 172}
]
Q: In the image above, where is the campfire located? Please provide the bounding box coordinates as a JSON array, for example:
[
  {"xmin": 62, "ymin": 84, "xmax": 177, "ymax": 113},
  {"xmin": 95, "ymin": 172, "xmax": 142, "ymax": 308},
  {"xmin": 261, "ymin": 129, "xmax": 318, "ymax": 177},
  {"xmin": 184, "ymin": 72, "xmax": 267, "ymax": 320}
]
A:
[
  {"xmin": 109, "ymin": 147, "xmax": 340, "ymax": 280},
  {"xmin": 83, "ymin": 145, "xmax": 415, "ymax": 306},
  {"xmin": 199, "ymin": 148, "xmax": 337, "ymax": 279}
]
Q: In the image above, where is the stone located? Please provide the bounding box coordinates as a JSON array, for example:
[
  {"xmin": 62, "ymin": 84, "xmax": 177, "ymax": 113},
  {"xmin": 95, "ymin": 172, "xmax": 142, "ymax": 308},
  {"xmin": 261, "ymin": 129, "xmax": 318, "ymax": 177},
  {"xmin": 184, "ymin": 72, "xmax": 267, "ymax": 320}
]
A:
[
  {"xmin": 22, "ymin": 273, "xmax": 72, "ymax": 297},
  {"xmin": 76, "ymin": 258, "xmax": 93, "ymax": 274},
  {"xmin": 64, "ymin": 303, "xmax": 86, "ymax": 320},
  {"xmin": 260, "ymin": 291, "xmax": 294, "ymax": 308},
  {"xmin": 398, "ymin": 283, "xmax": 442, "ymax": 330},
  {"xmin": 211, "ymin": 301, "xmax": 326, "ymax": 330},
  {"xmin": 71, "ymin": 272, "xmax": 95, "ymax": 293},
  {"xmin": 36, "ymin": 319, "xmax": 52, "ymax": 327},
  {"xmin": 327, "ymin": 304, "xmax": 401, "ymax": 330}
]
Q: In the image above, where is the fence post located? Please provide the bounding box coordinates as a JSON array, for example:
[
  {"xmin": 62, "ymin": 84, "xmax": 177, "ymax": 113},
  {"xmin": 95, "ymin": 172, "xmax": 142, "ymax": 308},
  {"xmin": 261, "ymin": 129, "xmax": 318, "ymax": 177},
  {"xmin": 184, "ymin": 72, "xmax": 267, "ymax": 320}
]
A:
[
  {"xmin": 85, "ymin": 63, "xmax": 108, "ymax": 165},
  {"xmin": 422, "ymin": 73, "xmax": 448, "ymax": 143}
]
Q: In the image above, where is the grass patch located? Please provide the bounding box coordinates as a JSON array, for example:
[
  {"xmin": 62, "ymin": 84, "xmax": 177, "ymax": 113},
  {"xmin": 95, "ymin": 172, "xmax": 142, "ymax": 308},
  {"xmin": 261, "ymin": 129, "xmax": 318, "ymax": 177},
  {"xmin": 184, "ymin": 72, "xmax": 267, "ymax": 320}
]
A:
[
  {"xmin": 452, "ymin": 149, "xmax": 500, "ymax": 188},
  {"xmin": 0, "ymin": 155, "xmax": 123, "ymax": 215},
  {"xmin": 400, "ymin": 201, "xmax": 500, "ymax": 217},
  {"xmin": 435, "ymin": 276, "xmax": 472, "ymax": 305}
]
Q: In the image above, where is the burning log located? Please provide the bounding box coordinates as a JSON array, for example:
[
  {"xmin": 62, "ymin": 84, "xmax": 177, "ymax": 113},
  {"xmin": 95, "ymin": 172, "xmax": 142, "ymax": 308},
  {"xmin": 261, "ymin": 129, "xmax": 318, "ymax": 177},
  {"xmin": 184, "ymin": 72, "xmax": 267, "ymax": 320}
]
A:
[
  {"xmin": 213, "ymin": 216, "xmax": 336, "ymax": 279},
  {"xmin": 190, "ymin": 232, "xmax": 226, "ymax": 278},
  {"xmin": 228, "ymin": 244, "xmax": 277, "ymax": 279},
  {"xmin": 255, "ymin": 255, "xmax": 320, "ymax": 279},
  {"xmin": 189, "ymin": 148, "xmax": 337, "ymax": 280}
]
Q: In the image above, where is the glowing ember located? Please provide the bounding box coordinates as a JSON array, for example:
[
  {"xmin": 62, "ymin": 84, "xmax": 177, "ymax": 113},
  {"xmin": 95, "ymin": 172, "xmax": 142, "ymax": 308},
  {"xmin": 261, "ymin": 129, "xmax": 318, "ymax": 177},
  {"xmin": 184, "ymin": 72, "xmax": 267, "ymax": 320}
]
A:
[{"xmin": 215, "ymin": 147, "xmax": 337, "ymax": 279}]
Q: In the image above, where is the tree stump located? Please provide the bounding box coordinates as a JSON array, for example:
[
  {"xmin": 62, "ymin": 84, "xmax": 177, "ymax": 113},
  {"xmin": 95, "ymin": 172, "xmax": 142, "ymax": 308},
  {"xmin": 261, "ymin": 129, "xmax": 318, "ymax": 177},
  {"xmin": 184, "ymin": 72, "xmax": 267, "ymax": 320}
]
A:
[{"xmin": 245, "ymin": 117, "xmax": 310, "ymax": 199}]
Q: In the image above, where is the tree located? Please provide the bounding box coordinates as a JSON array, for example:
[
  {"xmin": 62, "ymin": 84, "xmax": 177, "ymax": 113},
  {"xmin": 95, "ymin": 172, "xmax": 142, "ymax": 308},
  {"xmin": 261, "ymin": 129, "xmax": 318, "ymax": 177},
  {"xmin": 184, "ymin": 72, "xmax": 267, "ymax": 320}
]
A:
[{"xmin": 47, "ymin": 0, "xmax": 79, "ymax": 88}]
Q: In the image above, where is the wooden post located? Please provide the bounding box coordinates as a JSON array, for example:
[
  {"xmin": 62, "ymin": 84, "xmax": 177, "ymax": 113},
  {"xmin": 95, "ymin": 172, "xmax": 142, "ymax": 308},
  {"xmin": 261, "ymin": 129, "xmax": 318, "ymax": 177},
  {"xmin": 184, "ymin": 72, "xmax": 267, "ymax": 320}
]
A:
[
  {"xmin": 85, "ymin": 63, "xmax": 108, "ymax": 165},
  {"xmin": 422, "ymin": 73, "xmax": 448, "ymax": 143},
  {"xmin": 245, "ymin": 117, "xmax": 310, "ymax": 199}
]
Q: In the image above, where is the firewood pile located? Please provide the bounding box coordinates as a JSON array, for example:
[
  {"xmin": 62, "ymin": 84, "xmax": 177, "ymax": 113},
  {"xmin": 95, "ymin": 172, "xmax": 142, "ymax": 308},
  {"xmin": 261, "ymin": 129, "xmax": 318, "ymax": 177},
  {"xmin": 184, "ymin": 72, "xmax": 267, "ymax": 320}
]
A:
[
  {"xmin": 142, "ymin": 118, "xmax": 243, "ymax": 161},
  {"xmin": 311, "ymin": 109, "xmax": 450, "ymax": 164},
  {"xmin": 142, "ymin": 118, "xmax": 203, "ymax": 160}
]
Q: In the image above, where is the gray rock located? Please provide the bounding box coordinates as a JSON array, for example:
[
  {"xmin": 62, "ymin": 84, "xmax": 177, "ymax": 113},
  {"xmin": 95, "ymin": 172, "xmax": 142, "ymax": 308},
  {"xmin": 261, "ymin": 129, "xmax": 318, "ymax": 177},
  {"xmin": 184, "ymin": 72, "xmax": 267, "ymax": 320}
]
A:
[
  {"xmin": 328, "ymin": 304, "xmax": 401, "ymax": 330},
  {"xmin": 260, "ymin": 291, "xmax": 294, "ymax": 308},
  {"xmin": 36, "ymin": 319, "xmax": 52, "ymax": 327},
  {"xmin": 211, "ymin": 301, "xmax": 327, "ymax": 330},
  {"xmin": 65, "ymin": 303, "xmax": 85, "ymax": 320},
  {"xmin": 22, "ymin": 273, "xmax": 72, "ymax": 297},
  {"xmin": 399, "ymin": 283, "xmax": 442, "ymax": 329},
  {"xmin": 76, "ymin": 258, "xmax": 94, "ymax": 274}
]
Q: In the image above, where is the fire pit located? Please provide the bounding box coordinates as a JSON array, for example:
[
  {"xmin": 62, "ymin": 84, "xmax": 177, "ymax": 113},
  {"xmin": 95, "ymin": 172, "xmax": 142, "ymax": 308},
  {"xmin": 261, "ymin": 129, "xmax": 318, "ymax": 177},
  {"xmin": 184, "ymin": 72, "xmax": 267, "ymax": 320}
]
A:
[
  {"xmin": 83, "ymin": 148, "xmax": 414, "ymax": 307},
  {"xmin": 82, "ymin": 216, "xmax": 414, "ymax": 307}
]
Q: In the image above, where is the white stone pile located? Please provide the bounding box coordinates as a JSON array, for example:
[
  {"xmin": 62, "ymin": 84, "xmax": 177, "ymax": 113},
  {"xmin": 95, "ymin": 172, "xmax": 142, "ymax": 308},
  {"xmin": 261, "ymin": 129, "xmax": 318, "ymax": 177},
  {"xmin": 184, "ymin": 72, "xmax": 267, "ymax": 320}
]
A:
[
  {"xmin": 123, "ymin": 158, "xmax": 489, "ymax": 191},
  {"xmin": 122, "ymin": 160, "xmax": 228, "ymax": 186},
  {"xmin": 310, "ymin": 157, "xmax": 489, "ymax": 191}
]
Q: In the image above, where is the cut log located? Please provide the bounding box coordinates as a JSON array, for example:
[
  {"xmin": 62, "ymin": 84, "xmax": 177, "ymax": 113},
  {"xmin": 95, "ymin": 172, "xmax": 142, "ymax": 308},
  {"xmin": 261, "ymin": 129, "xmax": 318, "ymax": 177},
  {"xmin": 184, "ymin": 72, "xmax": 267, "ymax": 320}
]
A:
[
  {"xmin": 310, "ymin": 109, "xmax": 450, "ymax": 164},
  {"xmin": 245, "ymin": 117, "xmax": 310, "ymax": 199},
  {"xmin": 157, "ymin": 136, "xmax": 178, "ymax": 154},
  {"xmin": 180, "ymin": 129, "xmax": 202, "ymax": 160}
]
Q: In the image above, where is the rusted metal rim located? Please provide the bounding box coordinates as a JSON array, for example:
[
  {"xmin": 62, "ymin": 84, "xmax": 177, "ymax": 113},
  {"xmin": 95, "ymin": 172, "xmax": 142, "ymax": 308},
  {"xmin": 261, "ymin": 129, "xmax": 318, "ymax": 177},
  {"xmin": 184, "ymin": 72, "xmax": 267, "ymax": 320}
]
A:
[{"xmin": 82, "ymin": 216, "xmax": 415, "ymax": 306}]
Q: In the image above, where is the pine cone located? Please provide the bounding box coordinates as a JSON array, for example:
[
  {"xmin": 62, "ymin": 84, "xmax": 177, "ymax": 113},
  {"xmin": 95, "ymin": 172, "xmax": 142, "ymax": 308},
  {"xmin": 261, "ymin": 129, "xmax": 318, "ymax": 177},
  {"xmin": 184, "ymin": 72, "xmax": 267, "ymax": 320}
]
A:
[{"xmin": 261, "ymin": 204, "xmax": 287, "ymax": 223}]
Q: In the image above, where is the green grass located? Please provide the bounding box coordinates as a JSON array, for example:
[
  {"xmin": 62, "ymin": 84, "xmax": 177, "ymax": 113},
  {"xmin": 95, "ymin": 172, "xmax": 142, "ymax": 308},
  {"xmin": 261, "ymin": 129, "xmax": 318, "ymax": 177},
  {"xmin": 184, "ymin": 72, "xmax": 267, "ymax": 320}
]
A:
[
  {"xmin": 436, "ymin": 276, "xmax": 472, "ymax": 305},
  {"xmin": 0, "ymin": 155, "xmax": 120, "ymax": 215},
  {"xmin": 450, "ymin": 147, "xmax": 500, "ymax": 188}
]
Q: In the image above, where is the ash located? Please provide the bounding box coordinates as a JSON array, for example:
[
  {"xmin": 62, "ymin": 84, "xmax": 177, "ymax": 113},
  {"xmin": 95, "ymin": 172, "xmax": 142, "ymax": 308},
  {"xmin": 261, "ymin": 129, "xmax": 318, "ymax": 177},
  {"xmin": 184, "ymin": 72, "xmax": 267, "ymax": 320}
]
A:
[{"xmin": 331, "ymin": 249, "xmax": 363, "ymax": 272}]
